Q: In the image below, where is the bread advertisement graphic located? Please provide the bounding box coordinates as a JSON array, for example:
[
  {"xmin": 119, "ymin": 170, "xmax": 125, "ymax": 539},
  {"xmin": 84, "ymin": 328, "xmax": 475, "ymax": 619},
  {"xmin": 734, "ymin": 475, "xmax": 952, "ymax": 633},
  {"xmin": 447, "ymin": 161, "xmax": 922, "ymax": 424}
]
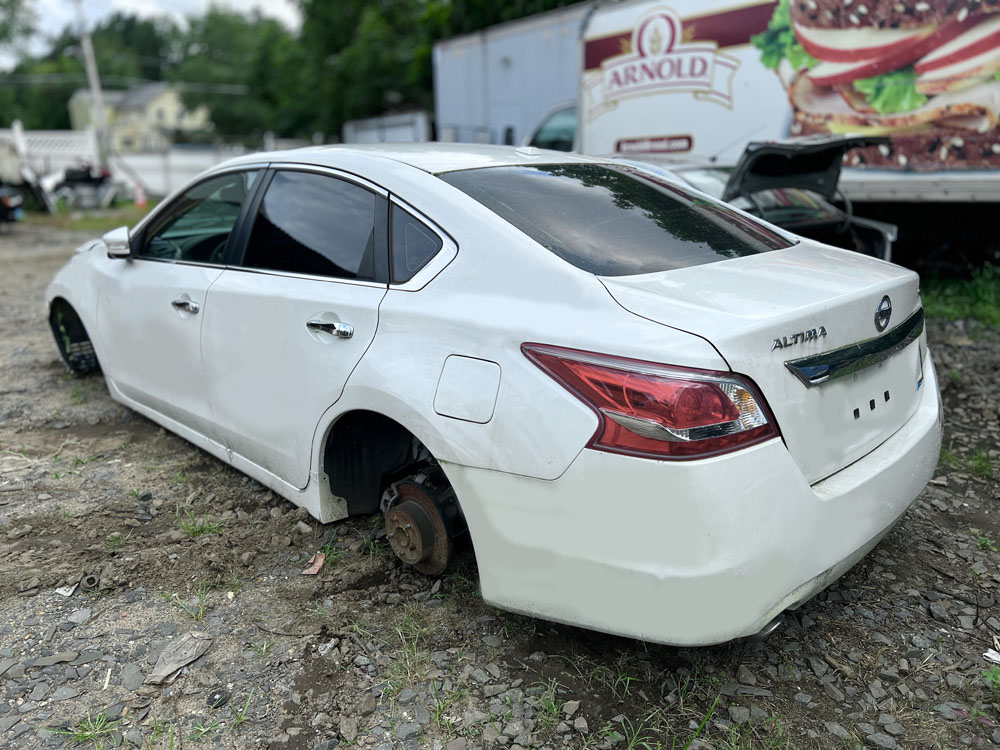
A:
[{"xmin": 754, "ymin": 0, "xmax": 1000, "ymax": 169}]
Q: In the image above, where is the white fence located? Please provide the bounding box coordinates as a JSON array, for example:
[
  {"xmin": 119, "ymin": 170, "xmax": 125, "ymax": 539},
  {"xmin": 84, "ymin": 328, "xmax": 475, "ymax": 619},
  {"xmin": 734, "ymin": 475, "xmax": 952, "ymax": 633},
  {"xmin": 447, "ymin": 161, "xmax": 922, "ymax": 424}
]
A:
[
  {"xmin": 2, "ymin": 120, "xmax": 254, "ymax": 198},
  {"xmin": 112, "ymin": 147, "xmax": 247, "ymax": 197},
  {"xmin": 0, "ymin": 123, "xmax": 99, "ymax": 182}
]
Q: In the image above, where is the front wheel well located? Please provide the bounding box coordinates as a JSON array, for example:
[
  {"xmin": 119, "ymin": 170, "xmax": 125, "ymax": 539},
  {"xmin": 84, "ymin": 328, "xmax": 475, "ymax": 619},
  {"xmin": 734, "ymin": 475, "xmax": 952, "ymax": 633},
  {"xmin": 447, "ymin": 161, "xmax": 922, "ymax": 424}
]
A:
[{"xmin": 49, "ymin": 298, "xmax": 100, "ymax": 374}]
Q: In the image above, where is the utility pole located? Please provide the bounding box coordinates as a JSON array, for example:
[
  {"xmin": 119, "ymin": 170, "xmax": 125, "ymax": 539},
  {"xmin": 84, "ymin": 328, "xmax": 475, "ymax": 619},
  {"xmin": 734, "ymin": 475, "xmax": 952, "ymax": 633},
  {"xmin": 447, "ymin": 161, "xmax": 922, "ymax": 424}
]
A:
[{"xmin": 74, "ymin": 0, "xmax": 108, "ymax": 168}]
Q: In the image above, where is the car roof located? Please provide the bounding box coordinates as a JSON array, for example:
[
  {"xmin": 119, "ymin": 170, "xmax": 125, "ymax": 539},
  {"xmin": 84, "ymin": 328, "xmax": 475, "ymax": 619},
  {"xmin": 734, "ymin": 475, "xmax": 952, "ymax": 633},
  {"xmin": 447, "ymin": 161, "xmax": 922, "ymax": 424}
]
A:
[{"xmin": 219, "ymin": 142, "xmax": 607, "ymax": 175}]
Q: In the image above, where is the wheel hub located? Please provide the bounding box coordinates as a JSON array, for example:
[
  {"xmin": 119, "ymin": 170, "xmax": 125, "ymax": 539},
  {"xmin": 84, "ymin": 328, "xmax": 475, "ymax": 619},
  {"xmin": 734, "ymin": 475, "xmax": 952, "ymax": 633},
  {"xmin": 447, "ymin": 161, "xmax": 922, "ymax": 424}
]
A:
[{"xmin": 384, "ymin": 480, "xmax": 452, "ymax": 574}]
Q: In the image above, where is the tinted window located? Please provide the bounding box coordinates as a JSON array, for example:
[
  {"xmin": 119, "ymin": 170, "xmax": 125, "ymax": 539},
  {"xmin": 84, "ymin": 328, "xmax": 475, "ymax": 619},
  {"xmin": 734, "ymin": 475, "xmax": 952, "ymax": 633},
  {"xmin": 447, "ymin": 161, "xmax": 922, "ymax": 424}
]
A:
[
  {"xmin": 440, "ymin": 164, "xmax": 793, "ymax": 276},
  {"xmin": 140, "ymin": 170, "xmax": 259, "ymax": 263},
  {"xmin": 679, "ymin": 168, "xmax": 843, "ymax": 225},
  {"xmin": 529, "ymin": 106, "xmax": 577, "ymax": 152},
  {"xmin": 391, "ymin": 206, "xmax": 442, "ymax": 283},
  {"xmin": 243, "ymin": 171, "xmax": 377, "ymax": 280}
]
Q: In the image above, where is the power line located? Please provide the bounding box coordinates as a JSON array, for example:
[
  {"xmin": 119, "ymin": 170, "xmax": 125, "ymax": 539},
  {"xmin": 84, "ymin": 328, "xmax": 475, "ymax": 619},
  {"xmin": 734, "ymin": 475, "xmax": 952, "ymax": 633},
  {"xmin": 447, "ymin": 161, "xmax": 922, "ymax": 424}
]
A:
[{"xmin": 0, "ymin": 73, "xmax": 249, "ymax": 94}]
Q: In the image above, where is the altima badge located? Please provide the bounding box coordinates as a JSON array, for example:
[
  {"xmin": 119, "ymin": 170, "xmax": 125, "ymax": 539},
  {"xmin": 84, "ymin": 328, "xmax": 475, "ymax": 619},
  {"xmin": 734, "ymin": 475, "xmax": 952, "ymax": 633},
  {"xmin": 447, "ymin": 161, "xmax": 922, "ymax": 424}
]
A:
[
  {"xmin": 771, "ymin": 326, "xmax": 827, "ymax": 351},
  {"xmin": 875, "ymin": 295, "xmax": 892, "ymax": 332}
]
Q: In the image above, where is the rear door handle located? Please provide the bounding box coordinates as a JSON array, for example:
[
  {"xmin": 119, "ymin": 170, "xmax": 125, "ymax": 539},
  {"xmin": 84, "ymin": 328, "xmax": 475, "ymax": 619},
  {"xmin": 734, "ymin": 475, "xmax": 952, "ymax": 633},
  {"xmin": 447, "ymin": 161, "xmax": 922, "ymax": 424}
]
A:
[
  {"xmin": 306, "ymin": 320, "xmax": 354, "ymax": 339},
  {"xmin": 171, "ymin": 298, "xmax": 200, "ymax": 314}
]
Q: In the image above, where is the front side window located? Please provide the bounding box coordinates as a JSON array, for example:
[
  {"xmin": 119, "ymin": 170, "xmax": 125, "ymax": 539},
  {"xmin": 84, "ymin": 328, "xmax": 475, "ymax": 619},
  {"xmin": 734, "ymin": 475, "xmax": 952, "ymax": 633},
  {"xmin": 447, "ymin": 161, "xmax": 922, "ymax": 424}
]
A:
[
  {"xmin": 439, "ymin": 164, "xmax": 794, "ymax": 276},
  {"xmin": 391, "ymin": 205, "xmax": 442, "ymax": 283},
  {"xmin": 242, "ymin": 171, "xmax": 378, "ymax": 281},
  {"xmin": 139, "ymin": 170, "xmax": 259, "ymax": 264},
  {"xmin": 529, "ymin": 106, "xmax": 577, "ymax": 152}
]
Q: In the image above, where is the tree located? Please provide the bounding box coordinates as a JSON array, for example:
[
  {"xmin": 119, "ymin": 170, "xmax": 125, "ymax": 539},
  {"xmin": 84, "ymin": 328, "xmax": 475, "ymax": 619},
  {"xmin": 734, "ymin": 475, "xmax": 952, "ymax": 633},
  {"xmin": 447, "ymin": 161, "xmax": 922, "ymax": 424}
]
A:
[
  {"xmin": 0, "ymin": 0, "xmax": 34, "ymax": 46},
  {"xmin": 292, "ymin": 0, "xmax": 578, "ymax": 138},
  {"xmin": 168, "ymin": 9, "xmax": 297, "ymax": 139}
]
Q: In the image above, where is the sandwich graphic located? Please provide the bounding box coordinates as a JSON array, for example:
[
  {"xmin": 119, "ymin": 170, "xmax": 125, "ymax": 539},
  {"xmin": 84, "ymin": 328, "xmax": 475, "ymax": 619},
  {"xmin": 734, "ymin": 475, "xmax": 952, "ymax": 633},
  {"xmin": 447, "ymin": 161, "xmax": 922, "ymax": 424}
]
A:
[{"xmin": 754, "ymin": 0, "xmax": 1000, "ymax": 169}]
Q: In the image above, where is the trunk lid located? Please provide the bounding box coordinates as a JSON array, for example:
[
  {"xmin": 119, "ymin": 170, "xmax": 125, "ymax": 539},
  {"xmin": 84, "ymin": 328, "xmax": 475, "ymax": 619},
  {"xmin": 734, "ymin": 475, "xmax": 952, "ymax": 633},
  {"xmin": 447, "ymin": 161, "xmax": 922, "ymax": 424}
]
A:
[
  {"xmin": 721, "ymin": 135, "xmax": 889, "ymax": 203},
  {"xmin": 600, "ymin": 243, "xmax": 926, "ymax": 483}
]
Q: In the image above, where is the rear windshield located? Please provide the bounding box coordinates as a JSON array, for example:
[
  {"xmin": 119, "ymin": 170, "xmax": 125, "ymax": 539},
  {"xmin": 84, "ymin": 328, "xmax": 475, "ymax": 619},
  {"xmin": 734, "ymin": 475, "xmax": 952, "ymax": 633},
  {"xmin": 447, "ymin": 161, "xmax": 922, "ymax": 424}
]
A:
[{"xmin": 439, "ymin": 164, "xmax": 794, "ymax": 276}]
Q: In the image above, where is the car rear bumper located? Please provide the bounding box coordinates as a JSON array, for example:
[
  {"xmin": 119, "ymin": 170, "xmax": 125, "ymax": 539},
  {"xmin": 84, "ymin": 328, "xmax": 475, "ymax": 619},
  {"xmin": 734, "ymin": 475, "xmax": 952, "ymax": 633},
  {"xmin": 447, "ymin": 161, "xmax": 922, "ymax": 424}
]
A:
[{"xmin": 444, "ymin": 353, "xmax": 942, "ymax": 646}]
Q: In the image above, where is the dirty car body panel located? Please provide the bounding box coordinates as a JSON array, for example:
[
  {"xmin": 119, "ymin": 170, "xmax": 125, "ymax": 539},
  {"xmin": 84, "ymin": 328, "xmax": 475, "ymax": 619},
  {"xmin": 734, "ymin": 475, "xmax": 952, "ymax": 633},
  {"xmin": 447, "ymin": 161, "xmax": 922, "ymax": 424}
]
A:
[{"xmin": 46, "ymin": 144, "xmax": 941, "ymax": 646}]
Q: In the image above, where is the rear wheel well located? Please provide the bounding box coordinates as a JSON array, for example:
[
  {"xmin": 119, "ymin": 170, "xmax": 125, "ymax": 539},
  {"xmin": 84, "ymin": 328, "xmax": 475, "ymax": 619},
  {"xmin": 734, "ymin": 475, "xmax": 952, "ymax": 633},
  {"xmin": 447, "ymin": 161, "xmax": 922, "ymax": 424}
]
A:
[
  {"xmin": 323, "ymin": 411, "xmax": 435, "ymax": 516},
  {"xmin": 323, "ymin": 410, "xmax": 473, "ymax": 571},
  {"xmin": 49, "ymin": 298, "xmax": 100, "ymax": 374}
]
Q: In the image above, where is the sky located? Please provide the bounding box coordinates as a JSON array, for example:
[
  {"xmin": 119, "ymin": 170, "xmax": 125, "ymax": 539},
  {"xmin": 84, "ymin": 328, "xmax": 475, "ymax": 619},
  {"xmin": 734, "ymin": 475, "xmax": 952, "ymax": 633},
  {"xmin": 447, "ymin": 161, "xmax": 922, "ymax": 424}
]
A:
[{"xmin": 0, "ymin": 0, "xmax": 302, "ymax": 70}]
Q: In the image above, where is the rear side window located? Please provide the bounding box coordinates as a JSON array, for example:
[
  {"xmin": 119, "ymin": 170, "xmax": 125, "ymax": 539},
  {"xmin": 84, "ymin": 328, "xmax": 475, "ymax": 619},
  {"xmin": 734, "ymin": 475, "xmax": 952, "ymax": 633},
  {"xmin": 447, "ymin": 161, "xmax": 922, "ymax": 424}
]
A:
[
  {"xmin": 439, "ymin": 164, "xmax": 793, "ymax": 276},
  {"xmin": 243, "ymin": 171, "xmax": 377, "ymax": 280},
  {"xmin": 391, "ymin": 206, "xmax": 442, "ymax": 283}
]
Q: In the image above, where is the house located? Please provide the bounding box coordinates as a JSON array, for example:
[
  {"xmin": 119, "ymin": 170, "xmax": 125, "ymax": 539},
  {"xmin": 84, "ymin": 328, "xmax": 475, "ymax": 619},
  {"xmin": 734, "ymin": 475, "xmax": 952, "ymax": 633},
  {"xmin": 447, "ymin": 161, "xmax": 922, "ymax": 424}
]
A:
[{"xmin": 68, "ymin": 83, "xmax": 211, "ymax": 153}]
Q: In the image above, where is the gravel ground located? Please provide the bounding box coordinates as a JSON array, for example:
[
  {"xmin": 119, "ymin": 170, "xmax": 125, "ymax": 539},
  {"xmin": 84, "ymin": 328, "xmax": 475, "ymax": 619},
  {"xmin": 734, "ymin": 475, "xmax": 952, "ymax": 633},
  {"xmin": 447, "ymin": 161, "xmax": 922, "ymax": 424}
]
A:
[{"xmin": 0, "ymin": 223, "xmax": 998, "ymax": 750}]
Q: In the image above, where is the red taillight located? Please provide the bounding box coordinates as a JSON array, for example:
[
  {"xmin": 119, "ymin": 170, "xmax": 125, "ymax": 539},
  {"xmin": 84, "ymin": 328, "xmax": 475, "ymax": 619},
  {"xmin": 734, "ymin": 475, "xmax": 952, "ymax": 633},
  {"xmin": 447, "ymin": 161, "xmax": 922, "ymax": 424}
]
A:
[{"xmin": 523, "ymin": 343, "xmax": 780, "ymax": 460}]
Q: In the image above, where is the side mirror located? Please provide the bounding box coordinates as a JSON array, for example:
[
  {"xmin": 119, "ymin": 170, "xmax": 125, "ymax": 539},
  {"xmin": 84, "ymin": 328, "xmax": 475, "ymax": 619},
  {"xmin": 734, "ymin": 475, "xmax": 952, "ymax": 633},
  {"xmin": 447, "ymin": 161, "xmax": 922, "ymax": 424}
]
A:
[{"xmin": 103, "ymin": 226, "xmax": 132, "ymax": 259}]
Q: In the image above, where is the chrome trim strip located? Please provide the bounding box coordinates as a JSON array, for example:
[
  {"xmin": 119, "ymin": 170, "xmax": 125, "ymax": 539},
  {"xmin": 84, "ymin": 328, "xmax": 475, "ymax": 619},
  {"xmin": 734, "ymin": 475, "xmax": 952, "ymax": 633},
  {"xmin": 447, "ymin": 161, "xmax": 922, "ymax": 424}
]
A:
[
  {"xmin": 130, "ymin": 163, "xmax": 270, "ymax": 236},
  {"xmin": 784, "ymin": 308, "xmax": 924, "ymax": 388},
  {"xmin": 218, "ymin": 265, "xmax": 387, "ymax": 289}
]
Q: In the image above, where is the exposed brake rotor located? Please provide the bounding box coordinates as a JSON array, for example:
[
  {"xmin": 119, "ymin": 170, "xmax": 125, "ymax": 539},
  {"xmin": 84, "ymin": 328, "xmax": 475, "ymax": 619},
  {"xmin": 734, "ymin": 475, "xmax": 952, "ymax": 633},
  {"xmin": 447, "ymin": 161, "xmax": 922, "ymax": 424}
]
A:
[{"xmin": 383, "ymin": 475, "xmax": 455, "ymax": 575}]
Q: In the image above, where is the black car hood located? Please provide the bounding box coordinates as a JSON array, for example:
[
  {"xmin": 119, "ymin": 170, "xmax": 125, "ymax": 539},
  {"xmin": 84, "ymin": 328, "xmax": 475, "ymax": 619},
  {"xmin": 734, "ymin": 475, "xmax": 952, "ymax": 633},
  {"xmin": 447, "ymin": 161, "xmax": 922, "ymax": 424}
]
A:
[{"xmin": 721, "ymin": 135, "xmax": 889, "ymax": 203}]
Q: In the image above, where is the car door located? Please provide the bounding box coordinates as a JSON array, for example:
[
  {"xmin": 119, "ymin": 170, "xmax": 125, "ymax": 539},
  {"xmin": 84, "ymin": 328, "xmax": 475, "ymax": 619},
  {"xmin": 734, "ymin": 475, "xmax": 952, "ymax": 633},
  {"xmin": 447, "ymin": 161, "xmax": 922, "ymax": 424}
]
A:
[
  {"xmin": 200, "ymin": 167, "xmax": 388, "ymax": 489},
  {"xmin": 96, "ymin": 168, "xmax": 261, "ymax": 438}
]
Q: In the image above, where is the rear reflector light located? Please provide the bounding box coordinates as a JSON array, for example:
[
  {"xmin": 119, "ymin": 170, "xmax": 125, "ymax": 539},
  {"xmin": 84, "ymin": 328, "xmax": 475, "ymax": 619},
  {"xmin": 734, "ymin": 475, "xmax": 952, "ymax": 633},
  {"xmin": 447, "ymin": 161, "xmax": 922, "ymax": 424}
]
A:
[{"xmin": 523, "ymin": 343, "xmax": 780, "ymax": 460}]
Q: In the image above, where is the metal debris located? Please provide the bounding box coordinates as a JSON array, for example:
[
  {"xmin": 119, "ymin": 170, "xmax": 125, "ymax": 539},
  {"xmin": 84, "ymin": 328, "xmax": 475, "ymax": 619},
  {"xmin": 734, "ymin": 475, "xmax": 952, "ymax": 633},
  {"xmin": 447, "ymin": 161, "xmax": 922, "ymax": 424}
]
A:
[{"xmin": 300, "ymin": 551, "xmax": 325, "ymax": 575}]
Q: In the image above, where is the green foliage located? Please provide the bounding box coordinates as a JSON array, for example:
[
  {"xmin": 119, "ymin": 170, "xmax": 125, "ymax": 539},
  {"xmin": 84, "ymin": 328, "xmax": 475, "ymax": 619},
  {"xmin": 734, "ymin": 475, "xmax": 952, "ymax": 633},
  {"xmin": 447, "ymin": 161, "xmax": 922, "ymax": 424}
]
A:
[
  {"xmin": 984, "ymin": 666, "xmax": 1000, "ymax": 703},
  {"xmin": 2, "ymin": 0, "xmax": 579, "ymax": 139},
  {"xmin": 969, "ymin": 448, "xmax": 995, "ymax": 479},
  {"xmin": 167, "ymin": 9, "xmax": 295, "ymax": 138},
  {"xmin": 922, "ymin": 265, "xmax": 1000, "ymax": 327},
  {"xmin": 0, "ymin": 0, "xmax": 34, "ymax": 45},
  {"xmin": 751, "ymin": 0, "xmax": 816, "ymax": 71},
  {"xmin": 940, "ymin": 446, "xmax": 996, "ymax": 479},
  {"xmin": 1, "ymin": 13, "xmax": 178, "ymax": 129},
  {"xmin": 853, "ymin": 67, "xmax": 928, "ymax": 114},
  {"xmin": 49, "ymin": 712, "xmax": 122, "ymax": 743},
  {"xmin": 178, "ymin": 508, "xmax": 224, "ymax": 537}
]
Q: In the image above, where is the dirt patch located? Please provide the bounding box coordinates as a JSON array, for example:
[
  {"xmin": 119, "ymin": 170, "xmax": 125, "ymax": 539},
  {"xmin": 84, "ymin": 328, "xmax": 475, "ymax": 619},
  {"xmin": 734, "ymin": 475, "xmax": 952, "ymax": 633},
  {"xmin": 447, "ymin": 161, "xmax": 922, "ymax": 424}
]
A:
[{"xmin": 1, "ymin": 223, "xmax": 999, "ymax": 749}]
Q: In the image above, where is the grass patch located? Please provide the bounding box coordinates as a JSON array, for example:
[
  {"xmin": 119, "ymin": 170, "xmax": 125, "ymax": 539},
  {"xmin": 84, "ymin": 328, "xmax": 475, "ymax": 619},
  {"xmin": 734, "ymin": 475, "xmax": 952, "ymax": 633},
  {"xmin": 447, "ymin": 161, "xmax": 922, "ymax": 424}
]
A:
[
  {"xmin": 189, "ymin": 716, "xmax": 220, "ymax": 741},
  {"xmin": 178, "ymin": 508, "xmax": 224, "ymax": 537},
  {"xmin": 922, "ymin": 264, "xmax": 1000, "ymax": 327},
  {"xmin": 532, "ymin": 678, "xmax": 563, "ymax": 731},
  {"xmin": 24, "ymin": 200, "xmax": 157, "ymax": 234},
  {"xmin": 248, "ymin": 640, "xmax": 274, "ymax": 658},
  {"xmin": 713, "ymin": 714, "xmax": 790, "ymax": 750},
  {"xmin": 563, "ymin": 651, "xmax": 644, "ymax": 701},
  {"xmin": 941, "ymin": 446, "xmax": 995, "ymax": 478},
  {"xmin": 983, "ymin": 666, "xmax": 1000, "ymax": 702},
  {"xmin": 49, "ymin": 712, "xmax": 122, "ymax": 744},
  {"xmin": 968, "ymin": 448, "xmax": 995, "ymax": 479},
  {"xmin": 977, "ymin": 533, "xmax": 998, "ymax": 553},
  {"xmin": 381, "ymin": 605, "xmax": 433, "ymax": 700},
  {"xmin": 430, "ymin": 681, "xmax": 465, "ymax": 731},
  {"xmin": 169, "ymin": 583, "xmax": 209, "ymax": 621},
  {"xmin": 104, "ymin": 531, "xmax": 131, "ymax": 551},
  {"xmin": 231, "ymin": 689, "xmax": 255, "ymax": 731}
]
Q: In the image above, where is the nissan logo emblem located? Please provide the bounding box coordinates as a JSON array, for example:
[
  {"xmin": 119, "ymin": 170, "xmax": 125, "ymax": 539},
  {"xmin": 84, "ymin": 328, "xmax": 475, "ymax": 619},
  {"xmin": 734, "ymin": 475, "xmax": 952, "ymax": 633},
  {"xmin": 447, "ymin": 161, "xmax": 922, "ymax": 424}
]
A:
[{"xmin": 875, "ymin": 295, "xmax": 892, "ymax": 332}]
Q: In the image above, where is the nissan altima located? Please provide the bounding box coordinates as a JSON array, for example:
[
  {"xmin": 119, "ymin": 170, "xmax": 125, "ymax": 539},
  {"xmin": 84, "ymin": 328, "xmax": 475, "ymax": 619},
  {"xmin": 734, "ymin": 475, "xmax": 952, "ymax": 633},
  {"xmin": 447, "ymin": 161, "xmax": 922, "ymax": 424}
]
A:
[{"xmin": 45, "ymin": 144, "xmax": 942, "ymax": 646}]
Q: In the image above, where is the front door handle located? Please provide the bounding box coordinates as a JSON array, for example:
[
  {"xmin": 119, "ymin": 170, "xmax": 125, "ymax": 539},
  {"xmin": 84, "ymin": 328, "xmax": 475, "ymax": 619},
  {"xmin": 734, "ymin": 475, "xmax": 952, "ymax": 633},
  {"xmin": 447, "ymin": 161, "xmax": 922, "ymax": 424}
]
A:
[
  {"xmin": 306, "ymin": 320, "xmax": 354, "ymax": 339},
  {"xmin": 171, "ymin": 298, "xmax": 200, "ymax": 314}
]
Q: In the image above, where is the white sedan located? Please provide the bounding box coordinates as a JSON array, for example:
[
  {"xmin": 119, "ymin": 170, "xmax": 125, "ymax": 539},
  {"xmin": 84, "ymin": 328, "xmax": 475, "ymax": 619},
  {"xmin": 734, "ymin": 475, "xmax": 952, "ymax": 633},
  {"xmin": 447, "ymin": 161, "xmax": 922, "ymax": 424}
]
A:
[{"xmin": 46, "ymin": 144, "xmax": 941, "ymax": 646}]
